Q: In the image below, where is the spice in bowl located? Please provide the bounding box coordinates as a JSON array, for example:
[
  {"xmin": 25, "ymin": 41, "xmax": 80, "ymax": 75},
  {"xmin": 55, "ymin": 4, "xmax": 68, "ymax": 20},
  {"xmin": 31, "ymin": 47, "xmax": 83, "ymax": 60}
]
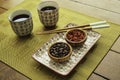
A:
[
  {"xmin": 48, "ymin": 42, "xmax": 72, "ymax": 62},
  {"xmin": 65, "ymin": 29, "xmax": 87, "ymax": 47}
]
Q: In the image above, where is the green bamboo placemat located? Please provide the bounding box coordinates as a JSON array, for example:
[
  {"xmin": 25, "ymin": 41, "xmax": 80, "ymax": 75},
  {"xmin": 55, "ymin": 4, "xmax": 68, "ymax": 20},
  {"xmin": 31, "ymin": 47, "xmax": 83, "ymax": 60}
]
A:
[{"xmin": 0, "ymin": 0, "xmax": 120, "ymax": 80}]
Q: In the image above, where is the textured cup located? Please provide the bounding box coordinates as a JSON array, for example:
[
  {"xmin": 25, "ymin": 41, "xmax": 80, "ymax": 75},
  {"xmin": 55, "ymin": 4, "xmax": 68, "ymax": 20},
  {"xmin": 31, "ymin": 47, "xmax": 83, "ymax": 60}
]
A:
[
  {"xmin": 8, "ymin": 9, "xmax": 33, "ymax": 36},
  {"xmin": 37, "ymin": 1, "xmax": 59, "ymax": 29}
]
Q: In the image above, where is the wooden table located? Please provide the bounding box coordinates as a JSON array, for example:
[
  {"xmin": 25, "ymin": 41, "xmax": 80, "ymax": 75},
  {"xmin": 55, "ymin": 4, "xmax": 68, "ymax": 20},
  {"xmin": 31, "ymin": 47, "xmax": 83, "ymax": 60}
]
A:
[{"xmin": 52, "ymin": 0, "xmax": 120, "ymax": 25}]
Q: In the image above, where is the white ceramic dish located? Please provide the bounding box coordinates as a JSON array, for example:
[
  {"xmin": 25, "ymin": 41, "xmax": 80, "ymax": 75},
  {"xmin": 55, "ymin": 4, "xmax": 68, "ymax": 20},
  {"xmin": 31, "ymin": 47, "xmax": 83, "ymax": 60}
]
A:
[{"xmin": 32, "ymin": 23, "xmax": 101, "ymax": 76}]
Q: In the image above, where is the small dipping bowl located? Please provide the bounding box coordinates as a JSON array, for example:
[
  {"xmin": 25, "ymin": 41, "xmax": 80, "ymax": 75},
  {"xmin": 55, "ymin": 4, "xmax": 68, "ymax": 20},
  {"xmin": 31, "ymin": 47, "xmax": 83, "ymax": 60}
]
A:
[
  {"xmin": 65, "ymin": 29, "xmax": 87, "ymax": 47},
  {"xmin": 48, "ymin": 42, "xmax": 72, "ymax": 62}
]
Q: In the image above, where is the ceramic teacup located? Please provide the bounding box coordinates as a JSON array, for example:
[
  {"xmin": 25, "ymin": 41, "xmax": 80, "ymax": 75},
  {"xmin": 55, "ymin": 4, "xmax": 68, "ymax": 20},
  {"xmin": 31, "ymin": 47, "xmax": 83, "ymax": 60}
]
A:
[
  {"xmin": 8, "ymin": 9, "xmax": 33, "ymax": 36},
  {"xmin": 37, "ymin": 1, "xmax": 59, "ymax": 29}
]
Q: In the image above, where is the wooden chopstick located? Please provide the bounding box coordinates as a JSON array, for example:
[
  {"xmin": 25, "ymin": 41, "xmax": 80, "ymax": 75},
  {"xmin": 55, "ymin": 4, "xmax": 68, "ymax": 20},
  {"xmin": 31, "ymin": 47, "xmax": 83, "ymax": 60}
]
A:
[
  {"xmin": 36, "ymin": 24, "xmax": 91, "ymax": 35},
  {"xmin": 36, "ymin": 21, "xmax": 108, "ymax": 35}
]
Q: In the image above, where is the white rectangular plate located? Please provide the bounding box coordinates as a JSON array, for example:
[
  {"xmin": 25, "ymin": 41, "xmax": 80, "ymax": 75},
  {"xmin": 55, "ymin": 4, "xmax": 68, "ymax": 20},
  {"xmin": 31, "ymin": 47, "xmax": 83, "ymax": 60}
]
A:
[{"xmin": 32, "ymin": 23, "xmax": 101, "ymax": 76}]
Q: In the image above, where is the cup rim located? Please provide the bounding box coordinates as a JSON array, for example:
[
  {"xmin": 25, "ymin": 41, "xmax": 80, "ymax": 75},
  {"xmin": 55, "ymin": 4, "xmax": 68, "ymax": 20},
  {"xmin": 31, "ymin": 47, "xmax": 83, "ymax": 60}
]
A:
[
  {"xmin": 37, "ymin": 1, "xmax": 59, "ymax": 11},
  {"xmin": 8, "ymin": 9, "xmax": 32, "ymax": 22}
]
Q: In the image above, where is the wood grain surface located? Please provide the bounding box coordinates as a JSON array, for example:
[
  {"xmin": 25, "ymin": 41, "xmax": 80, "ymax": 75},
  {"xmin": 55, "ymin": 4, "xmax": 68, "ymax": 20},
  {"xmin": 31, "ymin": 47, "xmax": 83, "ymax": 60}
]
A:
[{"xmin": 50, "ymin": 0, "xmax": 120, "ymax": 25}]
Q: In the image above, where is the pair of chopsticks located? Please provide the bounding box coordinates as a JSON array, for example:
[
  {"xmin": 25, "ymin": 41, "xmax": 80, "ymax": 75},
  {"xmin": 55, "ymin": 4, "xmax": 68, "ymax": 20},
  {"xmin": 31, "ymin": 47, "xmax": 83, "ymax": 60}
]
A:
[{"xmin": 36, "ymin": 21, "xmax": 110, "ymax": 35}]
